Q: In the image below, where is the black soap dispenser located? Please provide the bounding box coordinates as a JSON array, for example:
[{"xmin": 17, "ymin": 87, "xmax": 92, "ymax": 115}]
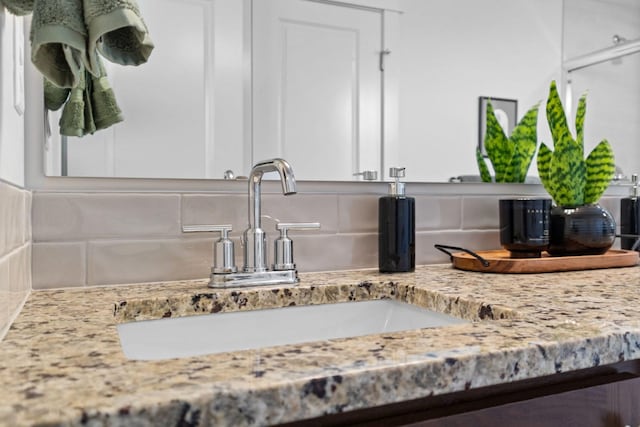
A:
[
  {"xmin": 379, "ymin": 167, "xmax": 415, "ymax": 272},
  {"xmin": 621, "ymin": 173, "xmax": 639, "ymax": 251}
]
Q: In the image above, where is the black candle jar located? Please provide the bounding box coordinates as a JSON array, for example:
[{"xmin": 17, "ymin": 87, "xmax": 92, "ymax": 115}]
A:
[{"xmin": 499, "ymin": 198, "xmax": 552, "ymax": 258}]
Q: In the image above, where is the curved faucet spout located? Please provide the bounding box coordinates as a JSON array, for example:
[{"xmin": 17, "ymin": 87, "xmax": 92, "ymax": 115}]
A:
[
  {"xmin": 244, "ymin": 158, "xmax": 297, "ymax": 272},
  {"xmin": 248, "ymin": 158, "xmax": 296, "ymax": 230}
]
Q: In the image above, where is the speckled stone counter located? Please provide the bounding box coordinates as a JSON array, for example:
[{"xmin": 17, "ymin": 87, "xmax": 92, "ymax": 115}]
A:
[{"xmin": 1, "ymin": 264, "xmax": 640, "ymax": 426}]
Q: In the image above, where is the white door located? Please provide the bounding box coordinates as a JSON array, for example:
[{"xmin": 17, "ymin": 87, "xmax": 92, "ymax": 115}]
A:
[{"xmin": 252, "ymin": 0, "xmax": 383, "ymax": 181}]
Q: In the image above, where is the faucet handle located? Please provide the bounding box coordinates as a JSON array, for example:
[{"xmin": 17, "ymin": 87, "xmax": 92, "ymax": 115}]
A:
[
  {"xmin": 353, "ymin": 170, "xmax": 378, "ymax": 181},
  {"xmin": 182, "ymin": 224, "xmax": 237, "ymax": 274},
  {"xmin": 273, "ymin": 222, "xmax": 321, "ymax": 271}
]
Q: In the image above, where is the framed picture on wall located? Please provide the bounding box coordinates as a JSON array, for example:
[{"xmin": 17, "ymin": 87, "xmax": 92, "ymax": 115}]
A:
[{"xmin": 478, "ymin": 97, "xmax": 518, "ymax": 157}]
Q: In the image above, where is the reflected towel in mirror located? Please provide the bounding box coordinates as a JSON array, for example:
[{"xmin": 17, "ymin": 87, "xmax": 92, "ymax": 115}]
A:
[
  {"xmin": 0, "ymin": 0, "xmax": 34, "ymax": 15},
  {"xmin": 30, "ymin": 0, "xmax": 88, "ymax": 88},
  {"xmin": 83, "ymin": 0, "xmax": 154, "ymax": 74}
]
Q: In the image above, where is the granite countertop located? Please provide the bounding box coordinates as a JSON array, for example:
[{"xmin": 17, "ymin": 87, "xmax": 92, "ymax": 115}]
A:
[{"xmin": 1, "ymin": 264, "xmax": 640, "ymax": 426}]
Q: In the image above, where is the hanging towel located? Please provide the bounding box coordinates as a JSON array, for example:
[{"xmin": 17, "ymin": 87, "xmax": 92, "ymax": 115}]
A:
[
  {"xmin": 90, "ymin": 56, "xmax": 123, "ymax": 130},
  {"xmin": 43, "ymin": 78, "xmax": 70, "ymax": 111},
  {"xmin": 59, "ymin": 59, "xmax": 122, "ymax": 136},
  {"xmin": 83, "ymin": 0, "xmax": 154, "ymax": 75},
  {"xmin": 30, "ymin": 0, "xmax": 88, "ymax": 88},
  {"xmin": 59, "ymin": 66, "xmax": 87, "ymax": 136},
  {"xmin": 0, "ymin": 0, "xmax": 34, "ymax": 16}
]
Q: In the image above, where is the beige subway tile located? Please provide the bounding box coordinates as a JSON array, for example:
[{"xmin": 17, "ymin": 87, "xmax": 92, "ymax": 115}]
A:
[
  {"xmin": 183, "ymin": 193, "xmax": 337, "ymax": 237},
  {"xmin": 0, "ymin": 255, "xmax": 10, "ymax": 337},
  {"xmin": 181, "ymin": 194, "xmax": 247, "ymax": 232},
  {"xmin": 0, "ymin": 182, "xmax": 25, "ymax": 254},
  {"xmin": 415, "ymin": 196, "xmax": 462, "ymax": 231},
  {"xmin": 337, "ymin": 195, "xmax": 378, "ymax": 233},
  {"xmin": 88, "ymin": 238, "xmax": 215, "ymax": 286},
  {"xmin": 261, "ymin": 194, "xmax": 338, "ymax": 234},
  {"xmin": 32, "ymin": 242, "xmax": 86, "ymax": 289},
  {"xmin": 294, "ymin": 233, "xmax": 378, "ymax": 272},
  {"xmin": 337, "ymin": 195, "xmax": 462, "ymax": 235},
  {"xmin": 461, "ymin": 196, "xmax": 501, "ymax": 229},
  {"xmin": 8, "ymin": 245, "xmax": 30, "ymax": 315},
  {"xmin": 416, "ymin": 230, "xmax": 500, "ymax": 264},
  {"xmin": 33, "ymin": 193, "xmax": 181, "ymax": 241}
]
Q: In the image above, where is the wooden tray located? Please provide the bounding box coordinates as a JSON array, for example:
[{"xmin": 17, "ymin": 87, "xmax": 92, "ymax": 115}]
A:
[{"xmin": 450, "ymin": 249, "xmax": 639, "ymax": 274}]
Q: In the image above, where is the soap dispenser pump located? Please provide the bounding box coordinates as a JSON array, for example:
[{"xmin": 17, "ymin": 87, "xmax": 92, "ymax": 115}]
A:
[
  {"xmin": 621, "ymin": 173, "xmax": 639, "ymax": 251},
  {"xmin": 379, "ymin": 167, "xmax": 415, "ymax": 272}
]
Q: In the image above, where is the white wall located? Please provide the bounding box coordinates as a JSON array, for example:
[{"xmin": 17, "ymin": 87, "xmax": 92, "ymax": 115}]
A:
[
  {"xmin": 0, "ymin": 9, "xmax": 25, "ymax": 187},
  {"xmin": 397, "ymin": 0, "xmax": 562, "ymax": 182}
]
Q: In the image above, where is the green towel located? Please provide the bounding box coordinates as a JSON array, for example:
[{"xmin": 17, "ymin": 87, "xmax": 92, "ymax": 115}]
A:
[
  {"xmin": 43, "ymin": 78, "xmax": 70, "ymax": 111},
  {"xmin": 83, "ymin": 0, "xmax": 154, "ymax": 75},
  {"xmin": 59, "ymin": 67, "xmax": 86, "ymax": 136},
  {"xmin": 0, "ymin": 0, "xmax": 34, "ymax": 15},
  {"xmin": 59, "ymin": 59, "xmax": 122, "ymax": 137},
  {"xmin": 83, "ymin": 71, "xmax": 97, "ymax": 136},
  {"xmin": 90, "ymin": 57, "xmax": 123, "ymax": 130},
  {"xmin": 30, "ymin": 0, "xmax": 88, "ymax": 88}
]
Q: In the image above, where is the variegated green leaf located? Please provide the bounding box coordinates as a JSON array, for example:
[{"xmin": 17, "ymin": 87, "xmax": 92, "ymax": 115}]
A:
[
  {"xmin": 548, "ymin": 143, "xmax": 585, "ymax": 207},
  {"xmin": 484, "ymin": 100, "xmax": 514, "ymax": 182},
  {"xmin": 575, "ymin": 92, "xmax": 587, "ymax": 158},
  {"xmin": 584, "ymin": 139, "xmax": 615, "ymax": 204},
  {"xmin": 537, "ymin": 142, "xmax": 553, "ymax": 193},
  {"xmin": 509, "ymin": 103, "xmax": 539, "ymax": 182},
  {"xmin": 546, "ymin": 80, "xmax": 576, "ymax": 152},
  {"xmin": 476, "ymin": 148, "xmax": 492, "ymax": 182}
]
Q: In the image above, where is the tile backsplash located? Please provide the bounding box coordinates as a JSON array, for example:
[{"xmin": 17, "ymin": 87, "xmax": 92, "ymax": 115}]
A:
[
  {"xmin": 0, "ymin": 181, "xmax": 31, "ymax": 339},
  {"xmin": 32, "ymin": 191, "xmax": 504, "ymax": 289},
  {"xmin": 28, "ymin": 189, "xmax": 626, "ymax": 289}
]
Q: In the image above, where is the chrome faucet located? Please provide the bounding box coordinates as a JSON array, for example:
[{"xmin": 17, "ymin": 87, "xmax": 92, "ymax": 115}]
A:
[
  {"xmin": 182, "ymin": 158, "xmax": 320, "ymax": 288},
  {"xmin": 244, "ymin": 158, "xmax": 297, "ymax": 272}
]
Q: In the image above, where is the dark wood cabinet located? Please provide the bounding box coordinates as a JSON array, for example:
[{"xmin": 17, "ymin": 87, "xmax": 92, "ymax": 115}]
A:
[
  {"xmin": 284, "ymin": 360, "xmax": 640, "ymax": 427},
  {"xmin": 415, "ymin": 373, "xmax": 640, "ymax": 427}
]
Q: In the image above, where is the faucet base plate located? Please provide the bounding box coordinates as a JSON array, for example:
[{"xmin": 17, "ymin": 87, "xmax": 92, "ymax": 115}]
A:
[{"xmin": 208, "ymin": 269, "xmax": 298, "ymax": 288}]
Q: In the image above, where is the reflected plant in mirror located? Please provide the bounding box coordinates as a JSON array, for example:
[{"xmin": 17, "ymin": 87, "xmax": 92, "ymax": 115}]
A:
[{"xmin": 477, "ymin": 100, "xmax": 539, "ymax": 183}]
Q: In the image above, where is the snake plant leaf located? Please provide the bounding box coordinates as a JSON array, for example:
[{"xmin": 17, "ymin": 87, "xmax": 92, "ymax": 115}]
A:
[
  {"xmin": 537, "ymin": 142, "xmax": 553, "ymax": 192},
  {"xmin": 575, "ymin": 92, "xmax": 587, "ymax": 158},
  {"xmin": 546, "ymin": 80, "xmax": 576, "ymax": 152},
  {"xmin": 549, "ymin": 142, "xmax": 586, "ymax": 207},
  {"xmin": 538, "ymin": 80, "xmax": 614, "ymax": 206},
  {"xmin": 484, "ymin": 100, "xmax": 515, "ymax": 182},
  {"xmin": 584, "ymin": 139, "xmax": 615, "ymax": 204},
  {"xmin": 509, "ymin": 103, "xmax": 539, "ymax": 182},
  {"xmin": 476, "ymin": 147, "xmax": 492, "ymax": 182}
]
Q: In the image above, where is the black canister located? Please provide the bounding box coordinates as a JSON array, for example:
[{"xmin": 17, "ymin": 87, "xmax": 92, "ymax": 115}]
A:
[
  {"xmin": 499, "ymin": 198, "xmax": 551, "ymax": 258},
  {"xmin": 621, "ymin": 174, "xmax": 640, "ymax": 251},
  {"xmin": 379, "ymin": 167, "xmax": 415, "ymax": 272}
]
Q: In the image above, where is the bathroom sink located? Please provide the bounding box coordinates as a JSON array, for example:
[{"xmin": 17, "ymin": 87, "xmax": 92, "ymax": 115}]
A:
[{"xmin": 117, "ymin": 299, "xmax": 468, "ymax": 360}]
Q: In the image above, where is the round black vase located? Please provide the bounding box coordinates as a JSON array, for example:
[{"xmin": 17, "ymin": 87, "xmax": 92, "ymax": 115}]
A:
[{"xmin": 548, "ymin": 204, "xmax": 616, "ymax": 256}]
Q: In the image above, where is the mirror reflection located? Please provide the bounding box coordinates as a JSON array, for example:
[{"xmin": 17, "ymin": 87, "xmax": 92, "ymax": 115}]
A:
[{"xmin": 43, "ymin": 0, "xmax": 640, "ymax": 183}]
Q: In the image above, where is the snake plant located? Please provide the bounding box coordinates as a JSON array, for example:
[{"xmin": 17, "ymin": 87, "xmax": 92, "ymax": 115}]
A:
[
  {"xmin": 477, "ymin": 100, "xmax": 539, "ymax": 183},
  {"xmin": 537, "ymin": 80, "xmax": 615, "ymax": 208}
]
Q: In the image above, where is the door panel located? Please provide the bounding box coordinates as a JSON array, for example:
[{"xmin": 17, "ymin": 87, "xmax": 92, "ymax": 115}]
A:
[{"xmin": 253, "ymin": 0, "xmax": 382, "ymax": 181}]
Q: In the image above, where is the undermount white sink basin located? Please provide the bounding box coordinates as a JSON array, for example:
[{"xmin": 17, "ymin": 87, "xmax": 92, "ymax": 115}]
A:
[{"xmin": 117, "ymin": 299, "xmax": 468, "ymax": 360}]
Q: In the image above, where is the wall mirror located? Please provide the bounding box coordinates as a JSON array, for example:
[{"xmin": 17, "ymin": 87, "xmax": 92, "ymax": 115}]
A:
[{"xmin": 42, "ymin": 0, "xmax": 640, "ymax": 183}]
